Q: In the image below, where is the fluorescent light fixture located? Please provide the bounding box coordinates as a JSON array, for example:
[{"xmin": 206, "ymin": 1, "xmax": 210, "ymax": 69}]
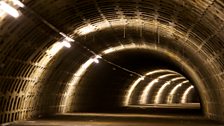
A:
[
  {"xmin": 92, "ymin": 55, "xmax": 101, "ymax": 64},
  {"xmin": 140, "ymin": 76, "xmax": 145, "ymax": 80},
  {"xmin": 11, "ymin": 0, "xmax": 25, "ymax": 8},
  {"xmin": 0, "ymin": 1, "xmax": 20, "ymax": 18},
  {"xmin": 59, "ymin": 32, "xmax": 75, "ymax": 42},
  {"xmin": 95, "ymin": 55, "xmax": 102, "ymax": 59},
  {"xmin": 93, "ymin": 58, "xmax": 99, "ymax": 63},
  {"xmin": 62, "ymin": 40, "xmax": 71, "ymax": 48}
]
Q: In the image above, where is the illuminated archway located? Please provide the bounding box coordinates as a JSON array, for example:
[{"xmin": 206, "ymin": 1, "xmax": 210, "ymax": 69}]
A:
[{"xmin": 61, "ymin": 43, "xmax": 207, "ymax": 115}]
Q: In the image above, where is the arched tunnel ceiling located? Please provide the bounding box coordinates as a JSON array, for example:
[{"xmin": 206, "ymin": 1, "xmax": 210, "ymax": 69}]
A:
[{"xmin": 0, "ymin": 0, "xmax": 224, "ymax": 124}]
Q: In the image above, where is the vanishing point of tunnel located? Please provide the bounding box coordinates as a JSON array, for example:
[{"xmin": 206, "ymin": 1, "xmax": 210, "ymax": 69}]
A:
[{"xmin": 0, "ymin": 0, "xmax": 224, "ymax": 125}]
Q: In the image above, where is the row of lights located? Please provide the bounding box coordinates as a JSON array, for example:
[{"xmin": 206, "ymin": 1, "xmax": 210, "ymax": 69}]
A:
[{"xmin": 0, "ymin": 0, "xmax": 101, "ymax": 63}]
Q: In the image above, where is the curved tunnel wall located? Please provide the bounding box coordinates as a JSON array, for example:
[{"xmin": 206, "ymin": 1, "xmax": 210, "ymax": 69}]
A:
[{"xmin": 0, "ymin": 0, "xmax": 224, "ymax": 124}]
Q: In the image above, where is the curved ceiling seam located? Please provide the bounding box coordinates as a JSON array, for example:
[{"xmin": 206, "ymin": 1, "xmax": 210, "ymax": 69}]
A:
[
  {"xmin": 197, "ymin": 23, "xmax": 224, "ymax": 51},
  {"xmin": 181, "ymin": 0, "xmax": 215, "ymax": 44}
]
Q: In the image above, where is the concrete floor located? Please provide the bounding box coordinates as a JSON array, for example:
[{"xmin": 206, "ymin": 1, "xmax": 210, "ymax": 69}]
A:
[
  {"xmin": 4, "ymin": 104, "xmax": 221, "ymax": 126},
  {"xmin": 6, "ymin": 112, "xmax": 222, "ymax": 126}
]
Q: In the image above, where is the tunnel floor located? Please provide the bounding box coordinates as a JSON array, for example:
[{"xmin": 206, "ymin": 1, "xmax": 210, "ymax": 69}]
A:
[
  {"xmin": 6, "ymin": 104, "xmax": 222, "ymax": 126},
  {"xmin": 7, "ymin": 113, "xmax": 221, "ymax": 126}
]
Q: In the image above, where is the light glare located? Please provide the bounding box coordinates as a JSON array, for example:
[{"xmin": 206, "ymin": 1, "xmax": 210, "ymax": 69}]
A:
[
  {"xmin": 167, "ymin": 80, "xmax": 189, "ymax": 103},
  {"xmin": 181, "ymin": 85, "xmax": 194, "ymax": 103},
  {"xmin": 0, "ymin": 1, "xmax": 20, "ymax": 18},
  {"xmin": 92, "ymin": 55, "xmax": 101, "ymax": 64},
  {"xmin": 11, "ymin": 0, "xmax": 25, "ymax": 8},
  {"xmin": 103, "ymin": 48, "xmax": 114, "ymax": 54},
  {"xmin": 62, "ymin": 41, "xmax": 71, "ymax": 48},
  {"xmin": 59, "ymin": 32, "xmax": 74, "ymax": 42},
  {"xmin": 46, "ymin": 42, "xmax": 63, "ymax": 56},
  {"xmin": 93, "ymin": 58, "xmax": 99, "ymax": 63},
  {"xmin": 124, "ymin": 77, "xmax": 143, "ymax": 106},
  {"xmin": 140, "ymin": 73, "xmax": 177, "ymax": 104},
  {"xmin": 78, "ymin": 25, "xmax": 95, "ymax": 35},
  {"xmin": 154, "ymin": 81, "xmax": 171, "ymax": 104}
]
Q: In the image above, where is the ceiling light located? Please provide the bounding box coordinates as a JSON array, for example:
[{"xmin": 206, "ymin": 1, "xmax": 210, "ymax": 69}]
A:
[
  {"xmin": 95, "ymin": 55, "xmax": 102, "ymax": 59},
  {"xmin": 93, "ymin": 58, "xmax": 99, "ymax": 63},
  {"xmin": 0, "ymin": 1, "xmax": 20, "ymax": 18},
  {"xmin": 62, "ymin": 40, "xmax": 71, "ymax": 48},
  {"xmin": 11, "ymin": 0, "xmax": 25, "ymax": 8},
  {"xmin": 59, "ymin": 32, "xmax": 75, "ymax": 42},
  {"xmin": 92, "ymin": 55, "xmax": 101, "ymax": 64},
  {"xmin": 140, "ymin": 76, "xmax": 145, "ymax": 80}
]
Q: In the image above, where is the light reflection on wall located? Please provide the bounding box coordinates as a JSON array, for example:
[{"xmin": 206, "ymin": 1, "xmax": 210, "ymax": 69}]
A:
[
  {"xmin": 22, "ymin": 41, "xmax": 68, "ymax": 116},
  {"xmin": 167, "ymin": 80, "xmax": 189, "ymax": 104},
  {"xmin": 154, "ymin": 77, "xmax": 185, "ymax": 104},
  {"xmin": 124, "ymin": 77, "xmax": 144, "ymax": 106},
  {"xmin": 61, "ymin": 55, "xmax": 102, "ymax": 112},
  {"xmin": 139, "ymin": 73, "xmax": 179, "ymax": 104},
  {"xmin": 123, "ymin": 69, "xmax": 180, "ymax": 106},
  {"xmin": 181, "ymin": 85, "xmax": 194, "ymax": 103},
  {"xmin": 73, "ymin": 19, "xmax": 175, "ymax": 38}
]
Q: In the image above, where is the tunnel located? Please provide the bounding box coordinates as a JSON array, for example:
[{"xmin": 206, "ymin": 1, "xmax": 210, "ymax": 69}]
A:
[{"xmin": 0, "ymin": 0, "xmax": 224, "ymax": 125}]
